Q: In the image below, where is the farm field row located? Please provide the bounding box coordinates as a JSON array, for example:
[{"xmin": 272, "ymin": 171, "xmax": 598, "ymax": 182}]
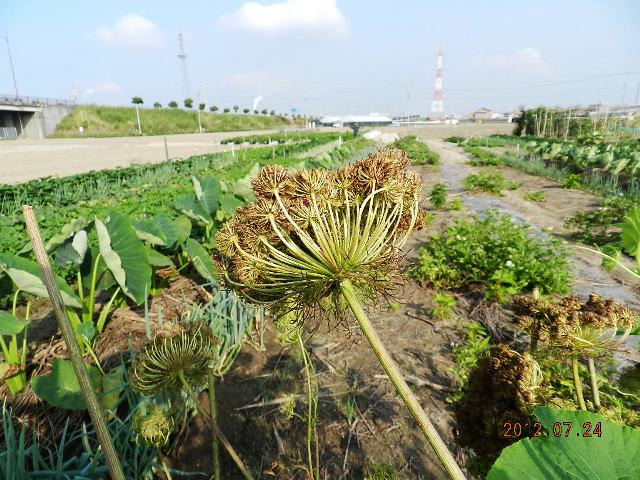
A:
[{"xmin": 1, "ymin": 126, "xmax": 638, "ymax": 479}]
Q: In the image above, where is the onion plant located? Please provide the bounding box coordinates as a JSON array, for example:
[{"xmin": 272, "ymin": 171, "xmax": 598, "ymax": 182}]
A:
[{"xmin": 214, "ymin": 150, "xmax": 466, "ymax": 479}]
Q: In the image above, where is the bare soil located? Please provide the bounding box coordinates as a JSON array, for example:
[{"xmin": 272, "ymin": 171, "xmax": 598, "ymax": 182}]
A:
[{"xmin": 5, "ymin": 125, "xmax": 638, "ymax": 479}]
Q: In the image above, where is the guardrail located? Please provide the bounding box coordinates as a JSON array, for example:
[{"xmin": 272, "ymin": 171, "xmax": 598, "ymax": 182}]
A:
[
  {"xmin": 0, "ymin": 94, "xmax": 76, "ymax": 107},
  {"xmin": 0, "ymin": 127, "xmax": 18, "ymax": 139}
]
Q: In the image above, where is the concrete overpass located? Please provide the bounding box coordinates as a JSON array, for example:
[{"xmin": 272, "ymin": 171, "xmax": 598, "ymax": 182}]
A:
[{"xmin": 0, "ymin": 95, "xmax": 75, "ymax": 139}]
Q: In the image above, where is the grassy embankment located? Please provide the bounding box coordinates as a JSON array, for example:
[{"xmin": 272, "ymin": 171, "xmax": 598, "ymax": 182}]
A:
[{"xmin": 52, "ymin": 105, "xmax": 295, "ymax": 138}]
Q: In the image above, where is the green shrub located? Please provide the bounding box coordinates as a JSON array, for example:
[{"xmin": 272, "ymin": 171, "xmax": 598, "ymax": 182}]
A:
[
  {"xmin": 448, "ymin": 198, "xmax": 464, "ymax": 211},
  {"xmin": 444, "ymin": 135, "xmax": 466, "ymax": 144},
  {"xmin": 409, "ymin": 211, "xmax": 572, "ymax": 299},
  {"xmin": 522, "ymin": 191, "xmax": 546, "ymax": 202},
  {"xmin": 429, "ymin": 182, "xmax": 448, "ymax": 208},
  {"xmin": 389, "ymin": 135, "xmax": 440, "ymax": 165},
  {"xmin": 463, "ymin": 146, "xmax": 503, "ymax": 166},
  {"xmin": 565, "ymin": 196, "xmax": 631, "ymax": 245},
  {"xmin": 463, "ymin": 171, "xmax": 518, "ymax": 195},
  {"xmin": 562, "ymin": 173, "xmax": 582, "ymax": 189}
]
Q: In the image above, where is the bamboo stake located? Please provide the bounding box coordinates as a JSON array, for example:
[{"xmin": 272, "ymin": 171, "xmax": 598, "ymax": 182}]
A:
[{"xmin": 22, "ymin": 206, "xmax": 125, "ymax": 480}]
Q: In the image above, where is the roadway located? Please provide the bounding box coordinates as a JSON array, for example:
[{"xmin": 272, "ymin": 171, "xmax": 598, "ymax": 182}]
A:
[{"xmin": 0, "ymin": 123, "xmax": 512, "ymax": 184}]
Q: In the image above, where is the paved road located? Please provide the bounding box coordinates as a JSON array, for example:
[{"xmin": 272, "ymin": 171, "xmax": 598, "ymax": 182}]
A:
[
  {"xmin": 0, "ymin": 123, "xmax": 512, "ymax": 184},
  {"xmin": 0, "ymin": 129, "xmax": 291, "ymax": 184}
]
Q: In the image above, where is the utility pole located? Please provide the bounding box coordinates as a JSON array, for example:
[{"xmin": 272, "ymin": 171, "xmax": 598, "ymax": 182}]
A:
[
  {"xmin": 177, "ymin": 30, "xmax": 191, "ymax": 100},
  {"xmin": 1, "ymin": 33, "xmax": 19, "ymax": 99},
  {"xmin": 135, "ymin": 104, "xmax": 142, "ymax": 135}
]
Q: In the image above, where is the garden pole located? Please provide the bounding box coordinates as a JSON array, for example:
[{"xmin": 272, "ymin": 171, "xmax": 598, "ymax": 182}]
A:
[{"xmin": 22, "ymin": 206, "xmax": 125, "ymax": 480}]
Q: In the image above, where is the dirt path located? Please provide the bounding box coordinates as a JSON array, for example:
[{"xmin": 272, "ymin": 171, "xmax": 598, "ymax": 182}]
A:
[{"xmin": 424, "ymin": 138, "xmax": 640, "ymax": 308}]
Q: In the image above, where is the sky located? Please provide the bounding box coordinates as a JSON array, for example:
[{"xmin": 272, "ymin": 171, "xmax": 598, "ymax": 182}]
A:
[{"xmin": 1, "ymin": 0, "xmax": 639, "ymax": 116}]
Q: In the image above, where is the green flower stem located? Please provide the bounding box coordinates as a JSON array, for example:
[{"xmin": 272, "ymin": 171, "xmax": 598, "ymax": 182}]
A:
[
  {"xmin": 22, "ymin": 206, "xmax": 125, "ymax": 480},
  {"xmin": 587, "ymin": 358, "xmax": 601, "ymax": 409},
  {"xmin": 572, "ymin": 357, "xmax": 587, "ymax": 411},
  {"xmin": 298, "ymin": 333, "xmax": 319, "ymax": 480},
  {"xmin": 209, "ymin": 373, "xmax": 221, "ymax": 480},
  {"xmin": 177, "ymin": 372, "xmax": 254, "ymax": 480},
  {"xmin": 340, "ymin": 280, "xmax": 466, "ymax": 480}
]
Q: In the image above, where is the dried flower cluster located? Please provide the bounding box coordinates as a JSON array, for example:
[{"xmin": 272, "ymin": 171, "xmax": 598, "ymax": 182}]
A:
[
  {"xmin": 215, "ymin": 149, "xmax": 426, "ymax": 320},
  {"xmin": 512, "ymin": 294, "xmax": 638, "ymax": 357},
  {"xmin": 455, "ymin": 345, "xmax": 539, "ymax": 456},
  {"xmin": 130, "ymin": 322, "xmax": 218, "ymax": 396}
]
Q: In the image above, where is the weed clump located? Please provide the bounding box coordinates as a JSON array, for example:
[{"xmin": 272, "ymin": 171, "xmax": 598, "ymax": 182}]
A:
[
  {"xmin": 463, "ymin": 171, "xmax": 518, "ymax": 195},
  {"xmin": 389, "ymin": 136, "xmax": 440, "ymax": 165},
  {"xmin": 409, "ymin": 211, "xmax": 572, "ymax": 300}
]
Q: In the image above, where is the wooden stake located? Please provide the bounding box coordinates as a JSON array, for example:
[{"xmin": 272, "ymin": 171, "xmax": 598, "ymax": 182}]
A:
[{"xmin": 22, "ymin": 206, "xmax": 125, "ymax": 480}]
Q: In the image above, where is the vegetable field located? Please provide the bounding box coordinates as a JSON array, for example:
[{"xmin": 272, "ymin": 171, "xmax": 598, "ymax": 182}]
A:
[{"xmin": 1, "ymin": 125, "xmax": 639, "ymax": 480}]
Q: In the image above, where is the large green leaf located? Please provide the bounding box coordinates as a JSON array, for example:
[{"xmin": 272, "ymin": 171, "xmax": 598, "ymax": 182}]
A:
[
  {"xmin": 184, "ymin": 239, "xmax": 217, "ymax": 282},
  {"xmin": 18, "ymin": 217, "xmax": 88, "ymax": 255},
  {"xmin": 174, "ymin": 194, "xmax": 212, "ymax": 226},
  {"xmin": 0, "ymin": 253, "xmax": 81, "ymax": 308},
  {"xmin": 96, "ymin": 211, "xmax": 151, "ymax": 305},
  {"xmin": 144, "ymin": 245, "xmax": 175, "ymax": 267},
  {"xmin": 133, "ymin": 218, "xmax": 167, "ymax": 246},
  {"xmin": 219, "ymin": 192, "xmax": 244, "ymax": 219},
  {"xmin": 100, "ymin": 364, "xmax": 125, "ymax": 413},
  {"xmin": 231, "ymin": 163, "xmax": 260, "ymax": 200},
  {"xmin": 0, "ymin": 311, "xmax": 28, "ymax": 336},
  {"xmin": 173, "ymin": 215, "xmax": 192, "ymax": 247},
  {"xmin": 193, "ymin": 175, "xmax": 222, "ymax": 214},
  {"xmin": 621, "ymin": 206, "xmax": 640, "ymax": 259},
  {"xmin": 54, "ymin": 229, "xmax": 88, "ymax": 267},
  {"xmin": 30, "ymin": 359, "xmax": 102, "ymax": 411},
  {"xmin": 153, "ymin": 214, "xmax": 179, "ymax": 249},
  {"xmin": 487, "ymin": 406, "xmax": 640, "ymax": 480}
]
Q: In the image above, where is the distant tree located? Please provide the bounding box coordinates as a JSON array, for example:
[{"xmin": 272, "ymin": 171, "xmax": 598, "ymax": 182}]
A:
[
  {"xmin": 254, "ymin": 109, "xmax": 259, "ymax": 115},
  {"xmin": 209, "ymin": 105, "xmax": 219, "ymax": 112},
  {"xmin": 223, "ymin": 108, "xmax": 230, "ymax": 113},
  {"xmin": 269, "ymin": 110, "xmax": 275, "ymax": 116},
  {"xmin": 153, "ymin": 102, "xmax": 162, "ymax": 109},
  {"xmin": 233, "ymin": 105, "xmax": 240, "ymax": 113},
  {"xmin": 261, "ymin": 108, "xmax": 268, "ymax": 115},
  {"xmin": 198, "ymin": 103, "xmax": 206, "ymax": 111},
  {"xmin": 243, "ymin": 108, "xmax": 250, "ymax": 114},
  {"xmin": 168, "ymin": 101, "xmax": 178, "ymax": 108},
  {"xmin": 131, "ymin": 96, "xmax": 143, "ymax": 105},
  {"xmin": 184, "ymin": 98, "xmax": 194, "ymax": 108}
]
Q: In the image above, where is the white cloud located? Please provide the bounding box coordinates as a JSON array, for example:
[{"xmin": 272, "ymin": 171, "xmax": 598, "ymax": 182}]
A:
[
  {"xmin": 92, "ymin": 14, "xmax": 163, "ymax": 48},
  {"xmin": 218, "ymin": 0, "xmax": 348, "ymax": 35},
  {"xmin": 474, "ymin": 48, "xmax": 549, "ymax": 74}
]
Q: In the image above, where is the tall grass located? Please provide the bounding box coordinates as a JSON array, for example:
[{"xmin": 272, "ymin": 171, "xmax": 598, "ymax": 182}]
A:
[{"xmin": 53, "ymin": 106, "xmax": 293, "ymax": 138}]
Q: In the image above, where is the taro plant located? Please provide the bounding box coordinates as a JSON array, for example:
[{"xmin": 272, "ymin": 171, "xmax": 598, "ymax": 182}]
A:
[
  {"xmin": 0, "ymin": 301, "xmax": 29, "ymax": 395},
  {"xmin": 214, "ymin": 150, "xmax": 466, "ymax": 479}
]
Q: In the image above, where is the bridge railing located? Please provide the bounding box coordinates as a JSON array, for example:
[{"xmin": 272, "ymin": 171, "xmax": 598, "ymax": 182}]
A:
[{"xmin": 0, "ymin": 94, "xmax": 76, "ymax": 107}]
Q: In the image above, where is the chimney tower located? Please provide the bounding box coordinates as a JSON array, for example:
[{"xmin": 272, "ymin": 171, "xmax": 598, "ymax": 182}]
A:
[{"xmin": 430, "ymin": 48, "xmax": 444, "ymax": 118}]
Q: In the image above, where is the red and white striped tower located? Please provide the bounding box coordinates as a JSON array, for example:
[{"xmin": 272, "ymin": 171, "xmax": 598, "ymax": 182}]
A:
[{"xmin": 430, "ymin": 48, "xmax": 444, "ymax": 118}]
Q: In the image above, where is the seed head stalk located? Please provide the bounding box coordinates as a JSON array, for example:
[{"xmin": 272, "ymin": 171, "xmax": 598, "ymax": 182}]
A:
[
  {"xmin": 215, "ymin": 151, "xmax": 465, "ymax": 479},
  {"xmin": 341, "ymin": 280, "xmax": 465, "ymax": 480}
]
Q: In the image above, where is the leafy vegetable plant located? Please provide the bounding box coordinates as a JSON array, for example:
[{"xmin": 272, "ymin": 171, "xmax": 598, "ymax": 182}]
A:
[{"xmin": 409, "ymin": 211, "xmax": 571, "ymax": 299}]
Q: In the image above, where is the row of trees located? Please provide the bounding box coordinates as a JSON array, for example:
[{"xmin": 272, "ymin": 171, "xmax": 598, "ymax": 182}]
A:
[{"xmin": 131, "ymin": 97, "xmax": 276, "ymax": 115}]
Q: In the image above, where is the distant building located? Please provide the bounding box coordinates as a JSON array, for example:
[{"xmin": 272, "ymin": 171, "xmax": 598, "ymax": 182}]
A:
[
  {"xmin": 470, "ymin": 107, "xmax": 493, "ymax": 120},
  {"xmin": 318, "ymin": 114, "xmax": 393, "ymax": 127}
]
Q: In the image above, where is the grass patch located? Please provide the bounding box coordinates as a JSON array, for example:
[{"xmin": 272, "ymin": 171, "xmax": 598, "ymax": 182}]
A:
[
  {"xmin": 389, "ymin": 135, "xmax": 439, "ymax": 165},
  {"xmin": 462, "ymin": 146, "xmax": 503, "ymax": 166},
  {"xmin": 522, "ymin": 191, "xmax": 546, "ymax": 202},
  {"xmin": 53, "ymin": 105, "xmax": 294, "ymax": 138},
  {"xmin": 462, "ymin": 171, "xmax": 518, "ymax": 195},
  {"xmin": 448, "ymin": 322, "xmax": 491, "ymax": 403},
  {"xmin": 409, "ymin": 211, "xmax": 572, "ymax": 300},
  {"xmin": 429, "ymin": 183, "xmax": 448, "ymax": 208}
]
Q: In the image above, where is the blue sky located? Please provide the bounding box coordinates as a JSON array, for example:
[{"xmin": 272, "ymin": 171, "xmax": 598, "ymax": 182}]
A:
[{"xmin": 1, "ymin": 0, "xmax": 639, "ymax": 116}]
